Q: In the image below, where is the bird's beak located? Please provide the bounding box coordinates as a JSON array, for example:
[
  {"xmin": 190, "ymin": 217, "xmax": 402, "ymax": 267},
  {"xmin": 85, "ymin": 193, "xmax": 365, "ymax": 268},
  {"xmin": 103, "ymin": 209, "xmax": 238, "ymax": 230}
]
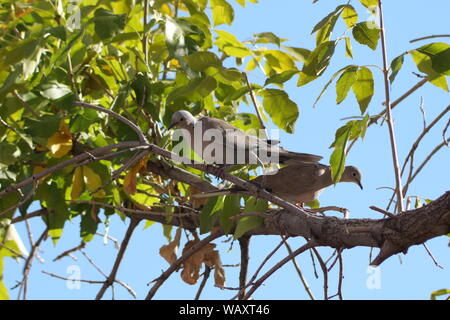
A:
[
  {"xmin": 167, "ymin": 121, "xmax": 177, "ymax": 130},
  {"xmin": 357, "ymin": 180, "xmax": 363, "ymax": 190}
]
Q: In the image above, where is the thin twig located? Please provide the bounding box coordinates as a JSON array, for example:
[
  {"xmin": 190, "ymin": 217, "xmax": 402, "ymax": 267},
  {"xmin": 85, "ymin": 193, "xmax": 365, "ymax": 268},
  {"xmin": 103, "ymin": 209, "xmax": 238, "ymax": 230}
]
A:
[
  {"xmin": 237, "ymin": 235, "xmax": 250, "ymax": 300},
  {"xmin": 146, "ymin": 231, "xmax": 224, "ymax": 300},
  {"xmin": 95, "ymin": 218, "xmax": 141, "ymax": 300},
  {"xmin": 422, "ymin": 242, "xmax": 444, "ymax": 269},
  {"xmin": 195, "ymin": 265, "xmax": 211, "ymax": 300},
  {"xmin": 242, "ymin": 72, "xmax": 266, "ymax": 134},
  {"xmin": 242, "ymin": 240, "xmax": 316, "ymax": 300},
  {"xmin": 232, "ymin": 236, "xmax": 288, "ymax": 300},
  {"xmin": 378, "ymin": 0, "xmax": 404, "ymax": 213},
  {"xmin": 19, "ymin": 228, "xmax": 48, "ymax": 299},
  {"xmin": 0, "ymin": 141, "xmax": 143, "ymax": 198},
  {"xmin": 369, "ymin": 206, "xmax": 395, "ymax": 218},
  {"xmin": 53, "ymin": 241, "xmax": 86, "ymax": 262},
  {"xmin": 71, "ymin": 200, "xmax": 195, "ymax": 217},
  {"xmin": 74, "ymin": 102, "xmax": 148, "ymax": 143},
  {"xmin": 311, "ymin": 247, "xmax": 328, "ymax": 300},
  {"xmin": 283, "ymin": 240, "xmax": 315, "ymax": 300},
  {"xmin": 410, "ymin": 34, "xmax": 450, "ymax": 43}
]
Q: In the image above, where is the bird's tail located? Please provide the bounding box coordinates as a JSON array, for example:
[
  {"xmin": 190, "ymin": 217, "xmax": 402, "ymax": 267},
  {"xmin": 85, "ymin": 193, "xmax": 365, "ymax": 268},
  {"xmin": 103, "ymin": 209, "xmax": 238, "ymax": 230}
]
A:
[
  {"xmin": 190, "ymin": 187, "xmax": 243, "ymax": 198},
  {"xmin": 278, "ymin": 150, "xmax": 323, "ymax": 164}
]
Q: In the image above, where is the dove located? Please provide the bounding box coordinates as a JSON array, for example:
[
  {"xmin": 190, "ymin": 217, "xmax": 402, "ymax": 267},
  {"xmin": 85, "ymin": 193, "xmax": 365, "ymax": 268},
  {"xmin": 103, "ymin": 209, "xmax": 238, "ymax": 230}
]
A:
[
  {"xmin": 168, "ymin": 110, "xmax": 322, "ymax": 167},
  {"xmin": 192, "ymin": 163, "xmax": 363, "ymax": 205}
]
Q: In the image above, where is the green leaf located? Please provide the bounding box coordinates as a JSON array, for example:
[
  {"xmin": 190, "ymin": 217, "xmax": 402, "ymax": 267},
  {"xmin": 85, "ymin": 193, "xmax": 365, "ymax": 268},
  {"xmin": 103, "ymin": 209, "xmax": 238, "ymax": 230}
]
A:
[
  {"xmin": 220, "ymin": 195, "xmax": 241, "ymax": 234},
  {"xmin": 243, "ymin": 197, "xmax": 268, "ymax": 213},
  {"xmin": 282, "ymin": 46, "xmax": 311, "ymax": 63},
  {"xmin": 40, "ymin": 81, "xmax": 72, "ymax": 100},
  {"xmin": 93, "ymin": 8, "xmax": 126, "ymax": 40},
  {"xmin": 211, "ymin": 0, "xmax": 234, "ymax": 26},
  {"xmin": 184, "ymin": 52, "xmax": 221, "ymax": 71},
  {"xmin": 336, "ymin": 66, "xmax": 358, "ymax": 104},
  {"xmin": 0, "ymin": 257, "xmax": 9, "ymax": 300},
  {"xmin": 215, "ymin": 30, "xmax": 252, "ymax": 58},
  {"xmin": 199, "ymin": 196, "xmax": 224, "ymax": 234},
  {"xmin": 36, "ymin": 182, "xmax": 70, "ymax": 244},
  {"xmin": 263, "ymin": 50, "xmax": 297, "ymax": 74},
  {"xmin": 410, "ymin": 50, "xmax": 449, "ymax": 91},
  {"xmin": 352, "ymin": 22, "xmax": 380, "ymax": 50},
  {"xmin": 345, "ymin": 36, "xmax": 353, "ymax": 58},
  {"xmin": 311, "ymin": 5, "xmax": 344, "ymax": 35},
  {"xmin": 234, "ymin": 216, "xmax": 263, "ymax": 239},
  {"xmin": 264, "ymin": 70, "xmax": 298, "ymax": 86},
  {"xmin": 80, "ymin": 212, "xmax": 99, "ymax": 242},
  {"xmin": 359, "ymin": 0, "xmax": 378, "ymax": 9},
  {"xmin": 45, "ymin": 26, "xmax": 67, "ymax": 41},
  {"xmin": 298, "ymin": 41, "xmax": 336, "ymax": 86},
  {"xmin": 342, "ymin": 5, "xmax": 358, "ymax": 28},
  {"xmin": 416, "ymin": 42, "xmax": 450, "ymax": 75},
  {"xmin": 254, "ymin": 32, "xmax": 285, "ymax": 47},
  {"xmin": 330, "ymin": 126, "xmax": 351, "ymax": 184},
  {"xmin": 389, "ymin": 54, "xmax": 405, "ymax": 83},
  {"xmin": 0, "ymin": 142, "xmax": 21, "ymax": 165},
  {"xmin": 313, "ymin": 65, "xmax": 355, "ymax": 107},
  {"xmin": 352, "ymin": 67, "xmax": 374, "ymax": 113},
  {"xmin": 260, "ymin": 89, "xmax": 299, "ymax": 133},
  {"xmin": 314, "ymin": 10, "xmax": 340, "ymax": 45}
]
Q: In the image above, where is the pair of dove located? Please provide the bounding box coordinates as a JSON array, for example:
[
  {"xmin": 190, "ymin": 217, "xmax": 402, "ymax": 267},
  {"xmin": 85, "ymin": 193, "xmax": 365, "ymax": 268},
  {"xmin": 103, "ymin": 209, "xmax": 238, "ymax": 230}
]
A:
[{"xmin": 168, "ymin": 110, "xmax": 363, "ymax": 205}]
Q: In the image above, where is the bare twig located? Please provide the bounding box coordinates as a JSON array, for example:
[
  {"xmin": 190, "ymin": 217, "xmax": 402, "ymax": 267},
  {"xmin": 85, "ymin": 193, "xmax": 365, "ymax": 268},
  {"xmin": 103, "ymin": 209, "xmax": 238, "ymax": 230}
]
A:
[
  {"xmin": 311, "ymin": 247, "xmax": 329, "ymax": 300},
  {"xmin": 53, "ymin": 241, "xmax": 86, "ymax": 262},
  {"xmin": 71, "ymin": 200, "xmax": 195, "ymax": 218},
  {"xmin": 74, "ymin": 102, "xmax": 148, "ymax": 143},
  {"xmin": 233, "ymin": 236, "xmax": 288, "ymax": 300},
  {"xmin": 443, "ymin": 117, "xmax": 450, "ymax": 147},
  {"xmin": 237, "ymin": 235, "xmax": 250, "ymax": 300},
  {"xmin": 242, "ymin": 72, "xmax": 266, "ymax": 134},
  {"xmin": 195, "ymin": 265, "xmax": 211, "ymax": 300},
  {"xmin": 378, "ymin": 0, "xmax": 404, "ymax": 213},
  {"xmin": 95, "ymin": 218, "xmax": 141, "ymax": 300},
  {"xmin": 410, "ymin": 34, "xmax": 450, "ymax": 43},
  {"xmin": 369, "ymin": 206, "xmax": 395, "ymax": 218},
  {"xmin": 0, "ymin": 141, "xmax": 143, "ymax": 198},
  {"xmin": 284, "ymin": 240, "xmax": 315, "ymax": 300},
  {"xmin": 242, "ymin": 240, "xmax": 316, "ymax": 300},
  {"xmin": 18, "ymin": 228, "xmax": 48, "ymax": 299},
  {"xmin": 422, "ymin": 242, "xmax": 444, "ymax": 269}
]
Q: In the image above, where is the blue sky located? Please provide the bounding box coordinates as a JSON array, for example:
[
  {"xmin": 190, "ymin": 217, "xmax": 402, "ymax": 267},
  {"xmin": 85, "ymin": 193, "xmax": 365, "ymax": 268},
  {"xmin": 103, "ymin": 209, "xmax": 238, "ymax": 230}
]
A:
[{"xmin": 4, "ymin": 0, "xmax": 450, "ymax": 300}]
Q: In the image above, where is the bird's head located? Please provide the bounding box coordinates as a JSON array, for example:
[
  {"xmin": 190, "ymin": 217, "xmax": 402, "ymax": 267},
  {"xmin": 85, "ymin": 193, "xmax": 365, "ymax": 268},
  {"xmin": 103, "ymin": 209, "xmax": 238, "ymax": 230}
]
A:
[
  {"xmin": 168, "ymin": 110, "xmax": 196, "ymax": 130},
  {"xmin": 342, "ymin": 166, "xmax": 363, "ymax": 189}
]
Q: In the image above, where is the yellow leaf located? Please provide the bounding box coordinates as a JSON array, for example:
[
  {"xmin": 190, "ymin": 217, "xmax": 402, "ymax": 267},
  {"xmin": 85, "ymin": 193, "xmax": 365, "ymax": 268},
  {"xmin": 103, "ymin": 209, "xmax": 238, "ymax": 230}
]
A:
[
  {"xmin": 33, "ymin": 164, "xmax": 49, "ymax": 182},
  {"xmin": 83, "ymin": 166, "xmax": 105, "ymax": 198},
  {"xmin": 159, "ymin": 228, "xmax": 182, "ymax": 264},
  {"xmin": 123, "ymin": 156, "xmax": 149, "ymax": 195},
  {"xmin": 71, "ymin": 167, "xmax": 84, "ymax": 200},
  {"xmin": 47, "ymin": 120, "xmax": 72, "ymax": 158}
]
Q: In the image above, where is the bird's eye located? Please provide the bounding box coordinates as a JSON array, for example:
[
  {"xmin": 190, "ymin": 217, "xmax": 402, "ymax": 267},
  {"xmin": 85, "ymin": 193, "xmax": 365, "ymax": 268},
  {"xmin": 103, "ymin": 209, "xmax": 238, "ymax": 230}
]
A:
[
  {"xmin": 180, "ymin": 118, "xmax": 184, "ymax": 121},
  {"xmin": 352, "ymin": 172, "xmax": 357, "ymax": 176}
]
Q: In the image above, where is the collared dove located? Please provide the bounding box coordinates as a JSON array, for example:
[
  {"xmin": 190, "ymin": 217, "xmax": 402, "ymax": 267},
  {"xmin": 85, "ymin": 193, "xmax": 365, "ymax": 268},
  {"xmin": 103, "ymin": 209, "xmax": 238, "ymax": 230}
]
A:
[
  {"xmin": 168, "ymin": 110, "xmax": 322, "ymax": 166},
  {"xmin": 192, "ymin": 163, "xmax": 363, "ymax": 204}
]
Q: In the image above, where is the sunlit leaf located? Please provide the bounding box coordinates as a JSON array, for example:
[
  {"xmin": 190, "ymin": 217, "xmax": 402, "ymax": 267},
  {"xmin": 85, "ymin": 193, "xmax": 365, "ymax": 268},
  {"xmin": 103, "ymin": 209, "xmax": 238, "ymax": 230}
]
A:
[
  {"xmin": 352, "ymin": 22, "xmax": 380, "ymax": 50},
  {"xmin": 260, "ymin": 89, "xmax": 299, "ymax": 133},
  {"xmin": 211, "ymin": 0, "xmax": 234, "ymax": 26},
  {"xmin": 352, "ymin": 67, "xmax": 374, "ymax": 113},
  {"xmin": 336, "ymin": 66, "xmax": 358, "ymax": 104}
]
